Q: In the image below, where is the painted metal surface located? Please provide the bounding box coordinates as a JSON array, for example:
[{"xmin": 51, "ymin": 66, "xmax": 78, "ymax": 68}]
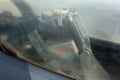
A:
[
  {"xmin": 0, "ymin": 51, "xmax": 31, "ymax": 80},
  {"xmin": 0, "ymin": 51, "xmax": 71, "ymax": 80},
  {"xmin": 28, "ymin": 64, "xmax": 71, "ymax": 80}
]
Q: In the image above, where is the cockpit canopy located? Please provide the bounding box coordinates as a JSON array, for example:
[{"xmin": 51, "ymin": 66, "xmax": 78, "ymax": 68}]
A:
[
  {"xmin": 0, "ymin": 9, "xmax": 91, "ymax": 79},
  {"xmin": 0, "ymin": 0, "xmax": 112, "ymax": 79}
]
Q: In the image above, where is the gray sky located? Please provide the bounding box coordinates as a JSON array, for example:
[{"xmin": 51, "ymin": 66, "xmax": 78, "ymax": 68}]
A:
[
  {"xmin": 25, "ymin": 0, "xmax": 120, "ymax": 43},
  {"xmin": 25, "ymin": 0, "xmax": 120, "ymax": 14},
  {"xmin": 0, "ymin": 0, "xmax": 120, "ymax": 16},
  {"xmin": 0, "ymin": 0, "xmax": 120, "ymax": 43}
]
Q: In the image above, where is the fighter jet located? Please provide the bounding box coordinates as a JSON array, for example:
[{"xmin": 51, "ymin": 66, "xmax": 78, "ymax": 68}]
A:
[{"xmin": 0, "ymin": 0, "xmax": 119, "ymax": 80}]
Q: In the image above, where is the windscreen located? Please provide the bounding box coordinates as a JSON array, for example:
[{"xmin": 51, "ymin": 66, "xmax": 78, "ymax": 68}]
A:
[{"xmin": 0, "ymin": 9, "xmax": 109, "ymax": 80}]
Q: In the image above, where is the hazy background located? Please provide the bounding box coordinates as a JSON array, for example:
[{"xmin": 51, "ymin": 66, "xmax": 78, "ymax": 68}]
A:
[{"xmin": 0, "ymin": 0, "xmax": 120, "ymax": 43}]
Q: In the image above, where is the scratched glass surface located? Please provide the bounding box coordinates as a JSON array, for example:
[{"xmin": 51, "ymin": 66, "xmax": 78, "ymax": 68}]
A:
[
  {"xmin": 0, "ymin": 0, "xmax": 118, "ymax": 80},
  {"xmin": 0, "ymin": 8, "xmax": 109, "ymax": 80}
]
